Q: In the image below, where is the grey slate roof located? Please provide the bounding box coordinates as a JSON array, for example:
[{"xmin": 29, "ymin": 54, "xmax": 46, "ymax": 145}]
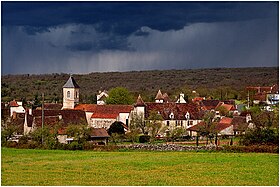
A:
[{"xmin": 63, "ymin": 76, "xmax": 80, "ymax": 88}]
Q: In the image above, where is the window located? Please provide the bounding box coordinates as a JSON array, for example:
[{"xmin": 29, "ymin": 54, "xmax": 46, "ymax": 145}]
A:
[
  {"xmin": 167, "ymin": 121, "xmax": 170, "ymax": 126},
  {"xmin": 75, "ymin": 91, "xmax": 78, "ymax": 98},
  {"xmin": 67, "ymin": 91, "xmax": 70, "ymax": 98}
]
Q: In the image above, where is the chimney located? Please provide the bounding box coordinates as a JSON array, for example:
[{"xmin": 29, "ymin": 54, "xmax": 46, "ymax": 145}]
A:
[{"xmin": 29, "ymin": 108, "xmax": 32, "ymax": 115}]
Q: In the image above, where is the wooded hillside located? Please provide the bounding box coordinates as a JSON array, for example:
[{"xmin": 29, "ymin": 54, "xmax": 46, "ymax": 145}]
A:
[{"xmin": 1, "ymin": 67, "xmax": 278, "ymax": 103}]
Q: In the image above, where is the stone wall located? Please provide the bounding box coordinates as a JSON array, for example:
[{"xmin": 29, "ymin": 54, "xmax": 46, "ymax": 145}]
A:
[{"xmin": 123, "ymin": 143, "xmax": 222, "ymax": 151}]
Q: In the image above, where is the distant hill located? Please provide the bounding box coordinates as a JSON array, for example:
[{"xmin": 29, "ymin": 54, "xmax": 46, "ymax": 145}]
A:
[{"xmin": 1, "ymin": 67, "xmax": 278, "ymax": 103}]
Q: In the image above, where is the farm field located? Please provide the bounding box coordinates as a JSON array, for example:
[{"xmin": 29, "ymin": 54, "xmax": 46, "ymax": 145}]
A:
[{"xmin": 1, "ymin": 148, "xmax": 279, "ymax": 186}]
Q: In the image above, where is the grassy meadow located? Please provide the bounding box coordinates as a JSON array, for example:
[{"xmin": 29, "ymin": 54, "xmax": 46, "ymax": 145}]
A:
[{"xmin": 1, "ymin": 148, "xmax": 279, "ymax": 186}]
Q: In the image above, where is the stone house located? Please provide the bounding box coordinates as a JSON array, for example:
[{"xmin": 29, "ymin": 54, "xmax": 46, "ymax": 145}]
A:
[
  {"xmin": 246, "ymin": 85, "xmax": 279, "ymax": 105},
  {"xmin": 9, "ymin": 100, "xmax": 25, "ymax": 117},
  {"xmin": 187, "ymin": 114, "xmax": 253, "ymax": 137},
  {"xmin": 132, "ymin": 93, "xmax": 203, "ymax": 136}
]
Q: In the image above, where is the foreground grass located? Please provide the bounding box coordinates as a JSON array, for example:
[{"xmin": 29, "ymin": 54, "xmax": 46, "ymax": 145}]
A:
[{"xmin": 1, "ymin": 148, "xmax": 279, "ymax": 186}]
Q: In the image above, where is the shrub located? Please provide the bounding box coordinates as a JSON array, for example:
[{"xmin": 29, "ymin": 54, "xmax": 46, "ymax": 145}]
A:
[
  {"xmin": 139, "ymin": 135, "xmax": 150, "ymax": 143},
  {"xmin": 223, "ymin": 145, "xmax": 279, "ymax": 153},
  {"xmin": 5, "ymin": 141, "xmax": 18, "ymax": 148},
  {"xmin": 68, "ymin": 141, "xmax": 83, "ymax": 150},
  {"xmin": 240, "ymin": 128, "xmax": 279, "ymax": 146},
  {"xmin": 18, "ymin": 135, "xmax": 29, "ymax": 146}
]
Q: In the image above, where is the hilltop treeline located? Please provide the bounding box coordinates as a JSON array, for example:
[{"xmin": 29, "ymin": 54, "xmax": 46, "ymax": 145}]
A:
[{"xmin": 1, "ymin": 67, "xmax": 278, "ymax": 103}]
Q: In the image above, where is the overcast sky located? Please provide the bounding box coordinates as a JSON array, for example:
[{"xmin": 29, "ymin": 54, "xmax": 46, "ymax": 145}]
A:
[{"xmin": 2, "ymin": 2, "xmax": 279, "ymax": 75}]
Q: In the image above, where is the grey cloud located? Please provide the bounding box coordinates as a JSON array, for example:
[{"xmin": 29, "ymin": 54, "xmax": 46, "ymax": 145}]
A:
[{"xmin": 2, "ymin": 18, "xmax": 278, "ymax": 75}]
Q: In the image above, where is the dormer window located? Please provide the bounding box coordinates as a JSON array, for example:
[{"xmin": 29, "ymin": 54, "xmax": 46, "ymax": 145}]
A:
[
  {"xmin": 185, "ymin": 112, "xmax": 190, "ymax": 120},
  {"xmin": 169, "ymin": 112, "xmax": 174, "ymax": 119}
]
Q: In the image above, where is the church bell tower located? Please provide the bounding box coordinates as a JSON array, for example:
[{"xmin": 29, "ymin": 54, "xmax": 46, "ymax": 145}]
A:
[{"xmin": 62, "ymin": 75, "xmax": 80, "ymax": 109}]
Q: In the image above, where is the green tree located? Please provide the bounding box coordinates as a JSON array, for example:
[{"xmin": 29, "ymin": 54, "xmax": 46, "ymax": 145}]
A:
[
  {"xmin": 216, "ymin": 106, "xmax": 228, "ymax": 116},
  {"xmin": 108, "ymin": 121, "xmax": 125, "ymax": 135},
  {"xmin": 66, "ymin": 124, "xmax": 90, "ymax": 144},
  {"xmin": 166, "ymin": 127, "xmax": 185, "ymax": 143},
  {"xmin": 130, "ymin": 112, "xmax": 146, "ymax": 134},
  {"xmin": 198, "ymin": 111, "xmax": 217, "ymax": 145},
  {"xmin": 126, "ymin": 112, "xmax": 144, "ymax": 143},
  {"xmin": 240, "ymin": 107, "xmax": 279, "ymax": 146},
  {"xmin": 106, "ymin": 87, "xmax": 134, "ymax": 105},
  {"xmin": 1, "ymin": 125, "xmax": 18, "ymax": 145},
  {"xmin": 146, "ymin": 110, "xmax": 164, "ymax": 141}
]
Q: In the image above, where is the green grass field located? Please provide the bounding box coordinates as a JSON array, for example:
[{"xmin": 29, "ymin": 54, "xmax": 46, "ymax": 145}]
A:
[{"xmin": 1, "ymin": 148, "xmax": 279, "ymax": 186}]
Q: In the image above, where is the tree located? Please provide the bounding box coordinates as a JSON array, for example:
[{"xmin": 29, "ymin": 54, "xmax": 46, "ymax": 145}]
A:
[
  {"xmin": 126, "ymin": 112, "xmax": 144, "ymax": 143},
  {"xmin": 198, "ymin": 111, "xmax": 217, "ymax": 145},
  {"xmin": 166, "ymin": 127, "xmax": 185, "ymax": 143},
  {"xmin": 240, "ymin": 107, "xmax": 279, "ymax": 146},
  {"xmin": 130, "ymin": 112, "xmax": 146, "ymax": 135},
  {"xmin": 108, "ymin": 121, "xmax": 125, "ymax": 136},
  {"xmin": 146, "ymin": 110, "xmax": 164, "ymax": 141},
  {"xmin": 216, "ymin": 106, "xmax": 228, "ymax": 116},
  {"xmin": 1, "ymin": 125, "xmax": 18, "ymax": 145},
  {"xmin": 66, "ymin": 124, "xmax": 90, "ymax": 144},
  {"xmin": 106, "ymin": 87, "xmax": 134, "ymax": 105}
]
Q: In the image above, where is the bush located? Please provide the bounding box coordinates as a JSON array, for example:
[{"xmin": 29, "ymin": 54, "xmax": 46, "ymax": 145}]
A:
[
  {"xmin": 240, "ymin": 128, "xmax": 279, "ymax": 146},
  {"xmin": 18, "ymin": 135, "xmax": 29, "ymax": 146},
  {"xmin": 139, "ymin": 135, "xmax": 150, "ymax": 143},
  {"xmin": 223, "ymin": 145, "xmax": 279, "ymax": 153},
  {"xmin": 18, "ymin": 141, "xmax": 39, "ymax": 149},
  {"xmin": 5, "ymin": 141, "xmax": 18, "ymax": 148},
  {"xmin": 68, "ymin": 141, "xmax": 83, "ymax": 150}
]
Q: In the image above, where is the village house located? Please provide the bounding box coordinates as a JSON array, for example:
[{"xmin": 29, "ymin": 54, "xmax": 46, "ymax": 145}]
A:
[
  {"xmin": 132, "ymin": 92, "xmax": 203, "ymax": 136},
  {"xmin": 9, "ymin": 100, "xmax": 25, "ymax": 117},
  {"xmin": 96, "ymin": 90, "xmax": 109, "ymax": 105},
  {"xmin": 246, "ymin": 85, "xmax": 279, "ymax": 105},
  {"xmin": 186, "ymin": 113, "xmax": 253, "ymax": 137}
]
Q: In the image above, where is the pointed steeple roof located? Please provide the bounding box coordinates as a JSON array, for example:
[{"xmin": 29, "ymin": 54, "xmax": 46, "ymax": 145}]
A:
[
  {"xmin": 135, "ymin": 94, "xmax": 145, "ymax": 106},
  {"xmin": 63, "ymin": 75, "xmax": 80, "ymax": 88},
  {"xmin": 163, "ymin": 93, "xmax": 171, "ymax": 102},
  {"xmin": 155, "ymin": 90, "xmax": 164, "ymax": 100}
]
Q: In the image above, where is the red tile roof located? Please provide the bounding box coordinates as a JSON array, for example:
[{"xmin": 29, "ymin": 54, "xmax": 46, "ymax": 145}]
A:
[
  {"xmin": 216, "ymin": 103, "xmax": 235, "ymax": 112},
  {"xmin": 163, "ymin": 93, "xmax": 171, "ymax": 102},
  {"xmin": 91, "ymin": 105, "xmax": 133, "ymax": 119},
  {"xmin": 201, "ymin": 100, "xmax": 220, "ymax": 110},
  {"xmin": 33, "ymin": 116, "xmax": 60, "ymax": 128},
  {"xmin": 92, "ymin": 113, "xmax": 119, "ymax": 119},
  {"xmin": 9, "ymin": 100, "xmax": 19, "ymax": 107},
  {"xmin": 246, "ymin": 86, "xmax": 274, "ymax": 93},
  {"xmin": 187, "ymin": 121, "xmax": 232, "ymax": 133},
  {"xmin": 74, "ymin": 104, "xmax": 97, "ymax": 112},
  {"xmin": 220, "ymin": 117, "xmax": 232, "ymax": 124},
  {"xmin": 253, "ymin": 93, "xmax": 267, "ymax": 101},
  {"xmin": 192, "ymin": 97, "xmax": 205, "ymax": 102},
  {"xmin": 187, "ymin": 121, "xmax": 205, "ymax": 131},
  {"xmin": 32, "ymin": 109, "xmax": 87, "ymax": 126},
  {"xmin": 145, "ymin": 102, "xmax": 203, "ymax": 120},
  {"xmin": 215, "ymin": 123, "xmax": 232, "ymax": 132},
  {"xmin": 44, "ymin": 103, "xmax": 63, "ymax": 110}
]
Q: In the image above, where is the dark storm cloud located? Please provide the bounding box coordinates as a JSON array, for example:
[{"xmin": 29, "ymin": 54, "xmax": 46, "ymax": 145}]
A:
[
  {"xmin": 2, "ymin": 2, "xmax": 277, "ymax": 34},
  {"xmin": 1, "ymin": 2, "xmax": 278, "ymax": 74}
]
